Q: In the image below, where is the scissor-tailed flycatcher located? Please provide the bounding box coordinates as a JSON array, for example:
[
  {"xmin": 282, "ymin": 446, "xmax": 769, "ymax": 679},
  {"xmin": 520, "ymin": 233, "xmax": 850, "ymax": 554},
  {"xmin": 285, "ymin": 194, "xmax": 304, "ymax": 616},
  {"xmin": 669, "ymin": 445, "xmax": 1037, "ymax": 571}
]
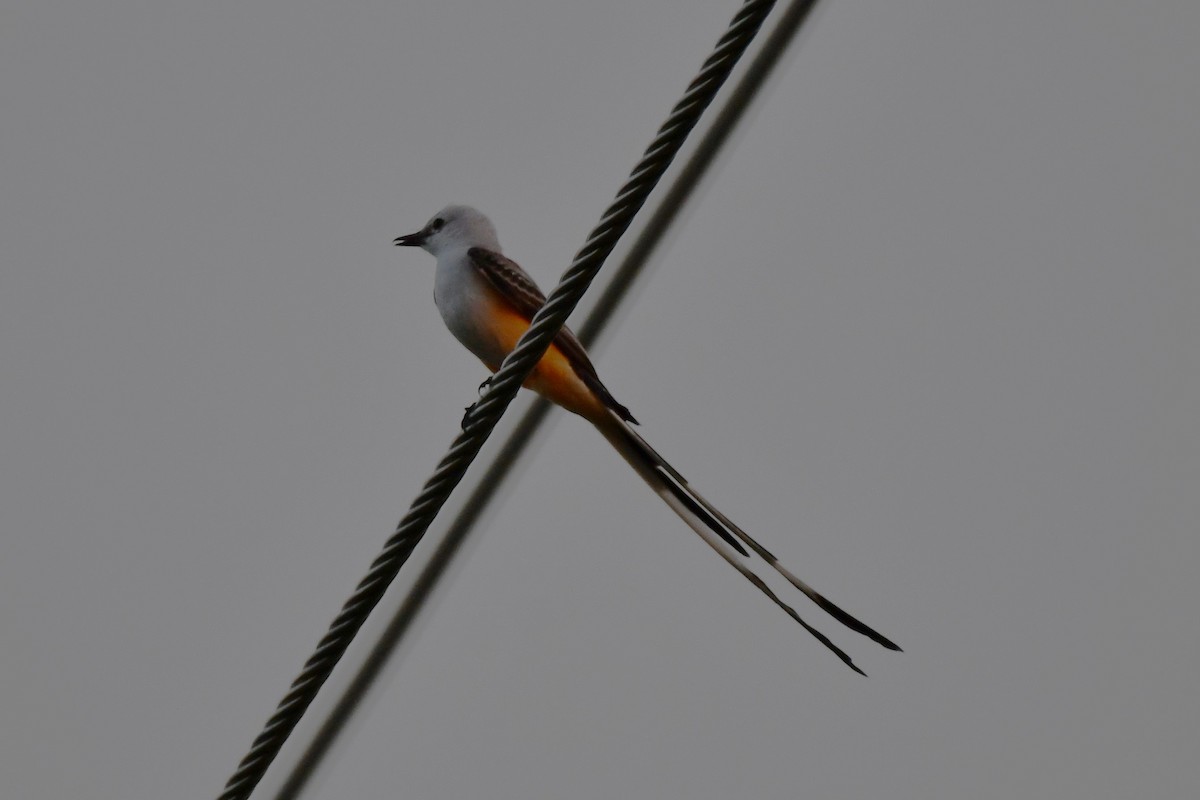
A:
[{"xmin": 394, "ymin": 205, "xmax": 900, "ymax": 674}]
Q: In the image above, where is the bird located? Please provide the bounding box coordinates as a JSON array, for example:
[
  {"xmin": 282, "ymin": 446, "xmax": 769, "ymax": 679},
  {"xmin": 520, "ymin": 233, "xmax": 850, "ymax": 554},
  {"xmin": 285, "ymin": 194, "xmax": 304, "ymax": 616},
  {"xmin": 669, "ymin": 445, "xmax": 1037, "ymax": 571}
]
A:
[{"xmin": 394, "ymin": 204, "xmax": 900, "ymax": 674}]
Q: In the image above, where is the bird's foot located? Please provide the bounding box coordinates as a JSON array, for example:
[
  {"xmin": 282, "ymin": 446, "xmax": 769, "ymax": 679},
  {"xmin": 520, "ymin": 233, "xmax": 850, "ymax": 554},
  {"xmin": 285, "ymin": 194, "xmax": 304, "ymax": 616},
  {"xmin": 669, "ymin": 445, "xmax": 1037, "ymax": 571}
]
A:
[{"xmin": 461, "ymin": 376, "xmax": 497, "ymax": 429}]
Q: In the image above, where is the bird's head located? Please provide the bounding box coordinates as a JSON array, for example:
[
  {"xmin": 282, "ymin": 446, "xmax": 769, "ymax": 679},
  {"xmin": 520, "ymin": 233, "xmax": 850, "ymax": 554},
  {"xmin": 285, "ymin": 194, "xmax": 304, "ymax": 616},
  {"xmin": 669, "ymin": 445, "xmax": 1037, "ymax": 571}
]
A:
[{"xmin": 393, "ymin": 205, "xmax": 500, "ymax": 256}]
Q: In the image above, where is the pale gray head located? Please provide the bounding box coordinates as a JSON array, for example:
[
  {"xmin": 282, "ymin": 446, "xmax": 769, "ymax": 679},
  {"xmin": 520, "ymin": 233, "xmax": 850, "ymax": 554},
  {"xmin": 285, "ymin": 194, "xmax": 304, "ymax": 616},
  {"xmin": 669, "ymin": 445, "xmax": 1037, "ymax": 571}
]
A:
[{"xmin": 393, "ymin": 205, "xmax": 500, "ymax": 256}]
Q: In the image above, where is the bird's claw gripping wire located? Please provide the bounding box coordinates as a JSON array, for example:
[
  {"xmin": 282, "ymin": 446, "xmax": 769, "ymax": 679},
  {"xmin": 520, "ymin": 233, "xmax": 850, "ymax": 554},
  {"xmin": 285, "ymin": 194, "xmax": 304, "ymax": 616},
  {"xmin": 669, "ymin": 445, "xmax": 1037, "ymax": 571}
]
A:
[{"xmin": 462, "ymin": 376, "xmax": 496, "ymax": 428}]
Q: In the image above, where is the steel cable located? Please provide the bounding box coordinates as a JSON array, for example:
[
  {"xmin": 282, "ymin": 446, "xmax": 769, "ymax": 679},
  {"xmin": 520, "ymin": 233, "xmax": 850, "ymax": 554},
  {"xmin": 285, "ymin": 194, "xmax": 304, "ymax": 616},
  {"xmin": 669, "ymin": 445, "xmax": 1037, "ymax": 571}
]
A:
[
  {"xmin": 217, "ymin": 2, "xmax": 780, "ymax": 798},
  {"xmin": 271, "ymin": 4, "xmax": 821, "ymax": 797}
]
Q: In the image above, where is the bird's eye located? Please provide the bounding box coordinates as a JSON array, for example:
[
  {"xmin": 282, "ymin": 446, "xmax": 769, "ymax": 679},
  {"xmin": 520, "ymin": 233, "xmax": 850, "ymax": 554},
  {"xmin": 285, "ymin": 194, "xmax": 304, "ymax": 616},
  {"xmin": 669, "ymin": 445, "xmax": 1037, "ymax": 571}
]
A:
[{"xmin": 430, "ymin": 218, "xmax": 445, "ymax": 232}]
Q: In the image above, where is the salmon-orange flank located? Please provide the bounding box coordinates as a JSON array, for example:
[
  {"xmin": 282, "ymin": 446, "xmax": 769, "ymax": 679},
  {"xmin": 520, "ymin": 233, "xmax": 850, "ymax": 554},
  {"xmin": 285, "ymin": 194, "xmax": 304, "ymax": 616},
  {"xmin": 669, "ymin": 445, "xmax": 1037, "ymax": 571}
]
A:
[{"xmin": 483, "ymin": 304, "xmax": 609, "ymax": 424}]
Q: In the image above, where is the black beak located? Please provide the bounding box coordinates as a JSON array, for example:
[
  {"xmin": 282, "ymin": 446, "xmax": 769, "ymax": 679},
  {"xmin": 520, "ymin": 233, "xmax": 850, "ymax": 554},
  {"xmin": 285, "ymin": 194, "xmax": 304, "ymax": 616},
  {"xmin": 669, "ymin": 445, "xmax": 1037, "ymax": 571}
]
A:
[{"xmin": 393, "ymin": 230, "xmax": 427, "ymax": 247}]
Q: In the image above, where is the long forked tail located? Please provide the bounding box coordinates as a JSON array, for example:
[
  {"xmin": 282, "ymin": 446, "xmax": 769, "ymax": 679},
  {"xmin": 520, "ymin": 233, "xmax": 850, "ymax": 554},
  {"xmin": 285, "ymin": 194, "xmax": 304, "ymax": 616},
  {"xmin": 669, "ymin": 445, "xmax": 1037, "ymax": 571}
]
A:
[{"xmin": 596, "ymin": 413, "xmax": 901, "ymax": 675}]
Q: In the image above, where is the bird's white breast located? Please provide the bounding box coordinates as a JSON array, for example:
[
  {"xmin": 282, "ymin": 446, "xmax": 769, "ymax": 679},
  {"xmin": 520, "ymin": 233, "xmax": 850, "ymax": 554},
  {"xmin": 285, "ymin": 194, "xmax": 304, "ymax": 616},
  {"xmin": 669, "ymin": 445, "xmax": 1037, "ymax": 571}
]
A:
[{"xmin": 433, "ymin": 250, "xmax": 509, "ymax": 366}]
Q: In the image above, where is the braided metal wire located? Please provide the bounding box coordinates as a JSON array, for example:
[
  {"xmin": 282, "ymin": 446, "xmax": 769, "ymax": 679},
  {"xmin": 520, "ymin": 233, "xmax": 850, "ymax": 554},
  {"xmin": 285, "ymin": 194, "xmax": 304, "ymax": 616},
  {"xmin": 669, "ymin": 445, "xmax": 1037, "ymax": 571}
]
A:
[{"xmin": 216, "ymin": 2, "xmax": 778, "ymax": 798}]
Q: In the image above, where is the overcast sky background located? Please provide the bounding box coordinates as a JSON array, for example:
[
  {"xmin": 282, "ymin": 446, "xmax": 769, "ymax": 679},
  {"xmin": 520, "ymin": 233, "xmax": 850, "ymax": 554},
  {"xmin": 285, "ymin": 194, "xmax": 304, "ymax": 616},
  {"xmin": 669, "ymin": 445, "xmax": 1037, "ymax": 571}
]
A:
[{"xmin": 2, "ymin": 1, "xmax": 1198, "ymax": 798}]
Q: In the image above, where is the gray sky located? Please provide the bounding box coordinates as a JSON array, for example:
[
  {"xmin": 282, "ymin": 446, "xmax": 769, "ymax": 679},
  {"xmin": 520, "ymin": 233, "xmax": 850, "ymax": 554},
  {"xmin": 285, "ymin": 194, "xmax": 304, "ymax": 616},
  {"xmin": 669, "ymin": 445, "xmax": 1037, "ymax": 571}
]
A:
[{"xmin": 2, "ymin": 1, "xmax": 1198, "ymax": 798}]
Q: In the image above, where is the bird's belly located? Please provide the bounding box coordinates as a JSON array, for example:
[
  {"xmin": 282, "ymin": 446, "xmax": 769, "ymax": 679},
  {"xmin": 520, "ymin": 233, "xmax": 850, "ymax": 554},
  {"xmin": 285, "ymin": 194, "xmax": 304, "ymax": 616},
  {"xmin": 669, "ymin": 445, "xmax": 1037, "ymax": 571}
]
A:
[
  {"xmin": 433, "ymin": 262, "xmax": 607, "ymax": 420},
  {"xmin": 434, "ymin": 276, "xmax": 604, "ymax": 419}
]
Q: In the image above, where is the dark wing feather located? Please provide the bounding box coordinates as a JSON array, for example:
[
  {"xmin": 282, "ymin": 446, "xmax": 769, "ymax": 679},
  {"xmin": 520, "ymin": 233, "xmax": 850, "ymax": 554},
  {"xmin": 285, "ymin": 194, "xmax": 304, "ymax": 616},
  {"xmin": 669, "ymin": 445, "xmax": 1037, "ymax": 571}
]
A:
[{"xmin": 468, "ymin": 247, "xmax": 636, "ymax": 423}]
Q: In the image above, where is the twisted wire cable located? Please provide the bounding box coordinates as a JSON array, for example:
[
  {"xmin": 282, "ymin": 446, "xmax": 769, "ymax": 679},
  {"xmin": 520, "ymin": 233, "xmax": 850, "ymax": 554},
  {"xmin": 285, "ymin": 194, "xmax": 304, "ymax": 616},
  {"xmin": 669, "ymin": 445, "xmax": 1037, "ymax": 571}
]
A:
[
  {"xmin": 217, "ymin": 2, "xmax": 779, "ymax": 798},
  {"xmin": 272, "ymin": 5, "xmax": 821, "ymax": 797}
]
